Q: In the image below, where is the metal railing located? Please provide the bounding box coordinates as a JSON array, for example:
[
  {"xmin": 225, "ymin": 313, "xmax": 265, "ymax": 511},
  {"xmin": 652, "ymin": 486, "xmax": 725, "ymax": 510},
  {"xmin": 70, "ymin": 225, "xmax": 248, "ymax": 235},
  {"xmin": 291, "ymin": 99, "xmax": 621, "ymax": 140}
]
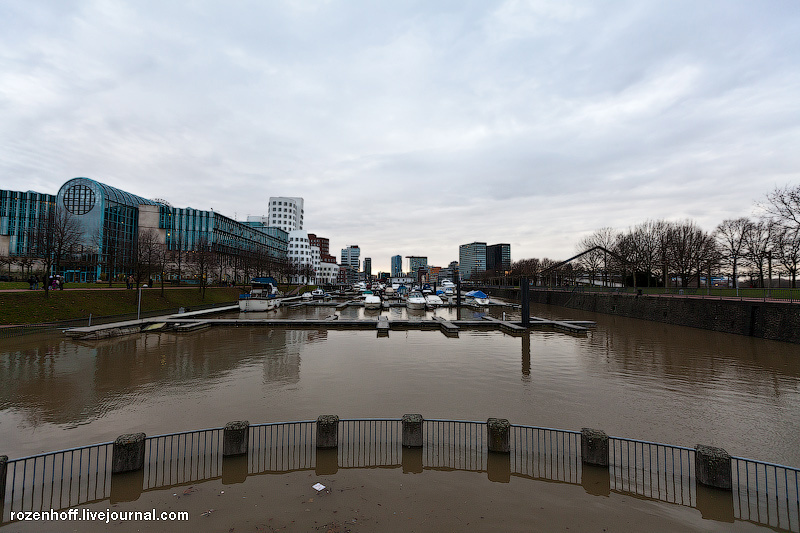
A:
[{"xmin": 2, "ymin": 420, "xmax": 799, "ymax": 531}]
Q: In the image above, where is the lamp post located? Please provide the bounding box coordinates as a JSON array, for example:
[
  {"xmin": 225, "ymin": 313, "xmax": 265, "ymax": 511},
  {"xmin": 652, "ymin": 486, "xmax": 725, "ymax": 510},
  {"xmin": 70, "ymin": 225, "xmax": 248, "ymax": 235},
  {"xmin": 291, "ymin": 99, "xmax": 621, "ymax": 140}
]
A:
[{"xmin": 137, "ymin": 284, "xmax": 148, "ymax": 320}]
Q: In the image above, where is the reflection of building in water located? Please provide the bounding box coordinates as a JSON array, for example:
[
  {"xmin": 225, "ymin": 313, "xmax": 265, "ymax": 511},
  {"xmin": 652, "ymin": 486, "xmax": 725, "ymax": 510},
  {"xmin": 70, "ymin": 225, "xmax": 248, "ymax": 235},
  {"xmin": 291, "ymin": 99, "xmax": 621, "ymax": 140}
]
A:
[
  {"xmin": 0, "ymin": 327, "xmax": 329, "ymax": 428},
  {"xmin": 263, "ymin": 329, "xmax": 327, "ymax": 385}
]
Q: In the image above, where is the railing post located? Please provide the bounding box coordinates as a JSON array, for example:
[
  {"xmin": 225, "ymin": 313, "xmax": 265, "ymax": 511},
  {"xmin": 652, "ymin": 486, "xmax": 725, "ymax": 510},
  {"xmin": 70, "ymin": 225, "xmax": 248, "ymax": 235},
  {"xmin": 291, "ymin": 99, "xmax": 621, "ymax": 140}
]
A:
[
  {"xmin": 0, "ymin": 455, "xmax": 7, "ymax": 502},
  {"xmin": 316, "ymin": 415, "xmax": 339, "ymax": 449},
  {"xmin": 223, "ymin": 420, "xmax": 250, "ymax": 457},
  {"xmin": 487, "ymin": 418, "xmax": 510, "ymax": 453},
  {"xmin": 581, "ymin": 428, "xmax": 609, "ymax": 467},
  {"xmin": 402, "ymin": 414, "xmax": 424, "ymax": 447},
  {"xmin": 112, "ymin": 433, "xmax": 146, "ymax": 474},
  {"xmin": 695, "ymin": 445, "xmax": 732, "ymax": 490}
]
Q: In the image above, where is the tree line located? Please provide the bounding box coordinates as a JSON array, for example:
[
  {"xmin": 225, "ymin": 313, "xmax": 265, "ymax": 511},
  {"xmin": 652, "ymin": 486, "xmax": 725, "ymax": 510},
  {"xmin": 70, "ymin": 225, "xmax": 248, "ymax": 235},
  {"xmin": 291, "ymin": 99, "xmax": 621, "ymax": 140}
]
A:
[{"xmin": 506, "ymin": 184, "xmax": 800, "ymax": 289}]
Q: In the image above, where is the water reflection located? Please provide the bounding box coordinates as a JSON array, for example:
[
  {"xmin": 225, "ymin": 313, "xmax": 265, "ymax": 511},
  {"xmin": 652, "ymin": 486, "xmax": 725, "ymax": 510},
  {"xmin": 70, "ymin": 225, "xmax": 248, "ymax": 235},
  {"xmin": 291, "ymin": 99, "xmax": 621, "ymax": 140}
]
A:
[{"xmin": 1, "ymin": 301, "xmax": 800, "ymax": 468}]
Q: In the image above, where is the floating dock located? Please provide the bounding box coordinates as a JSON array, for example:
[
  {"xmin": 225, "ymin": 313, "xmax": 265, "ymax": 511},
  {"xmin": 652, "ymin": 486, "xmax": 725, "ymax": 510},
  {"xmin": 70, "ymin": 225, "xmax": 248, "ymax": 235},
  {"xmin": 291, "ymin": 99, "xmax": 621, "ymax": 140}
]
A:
[{"xmin": 64, "ymin": 306, "xmax": 595, "ymax": 340}]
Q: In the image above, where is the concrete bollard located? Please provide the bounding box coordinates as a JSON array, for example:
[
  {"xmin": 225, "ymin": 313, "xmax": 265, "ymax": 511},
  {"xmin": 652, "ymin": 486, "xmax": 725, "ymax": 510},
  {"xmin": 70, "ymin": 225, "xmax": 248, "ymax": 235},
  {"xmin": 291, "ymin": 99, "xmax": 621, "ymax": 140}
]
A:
[
  {"xmin": 581, "ymin": 428, "xmax": 609, "ymax": 467},
  {"xmin": 316, "ymin": 415, "xmax": 339, "ymax": 449},
  {"xmin": 402, "ymin": 414, "xmax": 424, "ymax": 447},
  {"xmin": 0, "ymin": 455, "xmax": 7, "ymax": 502},
  {"xmin": 695, "ymin": 445, "xmax": 732, "ymax": 490},
  {"xmin": 112, "ymin": 433, "xmax": 146, "ymax": 474},
  {"xmin": 487, "ymin": 418, "xmax": 510, "ymax": 453},
  {"xmin": 223, "ymin": 420, "xmax": 250, "ymax": 457}
]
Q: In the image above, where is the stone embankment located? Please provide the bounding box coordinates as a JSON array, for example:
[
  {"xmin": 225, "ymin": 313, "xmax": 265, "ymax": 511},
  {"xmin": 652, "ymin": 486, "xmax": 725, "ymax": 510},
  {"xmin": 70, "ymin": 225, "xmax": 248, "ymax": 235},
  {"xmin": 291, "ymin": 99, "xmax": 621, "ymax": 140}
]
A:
[{"xmin": 491, "ymin": 288, "xmax": 800, "ymax": 344}]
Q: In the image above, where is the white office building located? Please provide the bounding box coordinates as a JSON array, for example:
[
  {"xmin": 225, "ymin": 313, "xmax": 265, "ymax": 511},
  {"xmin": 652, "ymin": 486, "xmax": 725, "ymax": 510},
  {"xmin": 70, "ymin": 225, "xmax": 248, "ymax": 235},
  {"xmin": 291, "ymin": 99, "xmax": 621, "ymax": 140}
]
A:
[
  {"xmin": 316, "ymin": 256, "xmax": 339, "ymax": 285},
  {"xmin": 249, "ymin": 197, "xmax": 304, "ymax": 233},
  {"xmin": 288, "ymin": 230, "xmax": 313, "ymax": 283}
]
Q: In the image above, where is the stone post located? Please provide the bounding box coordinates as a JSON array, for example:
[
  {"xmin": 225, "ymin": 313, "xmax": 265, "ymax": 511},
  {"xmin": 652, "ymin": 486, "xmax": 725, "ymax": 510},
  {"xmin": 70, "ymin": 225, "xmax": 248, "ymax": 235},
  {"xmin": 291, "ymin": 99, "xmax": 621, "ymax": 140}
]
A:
[
  {"xmin": 112, "ymin": 433, "xmax": 146, "ymax": 474},
  {"xmin": 223, "ymin": 420, "xmax": 250, "ymax": 457},
  {"xmin": 0, "ymin": 455, "xmax": 7, "ymax": 502},
  {"xmin": 316, "ymin": 415, "xmax": 339, "ymax": 449},
  {"xmin": 521, "ymin": 277, "xmax": 530, "ymax": 327},
  {"xmin": 487, "ymin": 418, "xmax": 510, "ymax": 453},
  {"xmin": 581, "ymin": 428, "xmax": 609, "ymax": 467},
  {"xmin": 402, "ymin": 414, "xmax": 423, "ymax": 448},
  {"xmin": 695, "ymin": 445, "xmax": 732, "ymax": 490}
]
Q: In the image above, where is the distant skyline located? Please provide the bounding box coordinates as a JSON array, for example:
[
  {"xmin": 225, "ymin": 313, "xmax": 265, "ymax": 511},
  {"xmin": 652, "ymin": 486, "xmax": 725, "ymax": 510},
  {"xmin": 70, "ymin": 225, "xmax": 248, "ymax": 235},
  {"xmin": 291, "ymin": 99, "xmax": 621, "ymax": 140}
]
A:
[{"xmin": 2, "ymin": 1, "xmax": 798, "ymax": 272}]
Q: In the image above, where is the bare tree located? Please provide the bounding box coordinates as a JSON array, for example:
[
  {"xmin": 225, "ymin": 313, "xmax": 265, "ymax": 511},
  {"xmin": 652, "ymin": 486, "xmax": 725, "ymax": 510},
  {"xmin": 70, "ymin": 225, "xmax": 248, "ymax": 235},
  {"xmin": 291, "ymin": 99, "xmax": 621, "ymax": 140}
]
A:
[
  {"xmin": 715, "ymin": 218, "xmax": 752, "ymax": 289},
  {"xmin": 763, "ymin": 185, "xmax": 800, "ymax": 231},
  {"xmin": 666, "ymin": 220, "xmax": 711, "ymax": 288},
  {"xmin": 189, "ymin": 235, "xmax": 216, "ymax": 300},
  {"xmin": 628, "ymin": 220, "xmax": 669, "ymax": 287},
  {"xmin": 135, "ymin": 228, "xmax": 161, "ymax": 289},
  {"xmin": 772, "ymin": 225, "xmax": 800, "ymax": 288},
  {"xmin": 29, "ymin": 207, "xmax": 83, "ymax": 296},
  {"xmin": 744, "ymin": 219, "xmax": 776, "ymax": 287}
]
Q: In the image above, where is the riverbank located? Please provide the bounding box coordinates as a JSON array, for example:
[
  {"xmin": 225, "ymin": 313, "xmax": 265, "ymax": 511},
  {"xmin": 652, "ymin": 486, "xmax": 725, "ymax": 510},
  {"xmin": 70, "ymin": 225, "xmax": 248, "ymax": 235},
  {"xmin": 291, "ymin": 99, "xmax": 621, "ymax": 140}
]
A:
[
  {"xmin": 0, "ymin": 287, "xmax": 242, "ymax": 325},
  {"xmin": 490, "ymin": 287, "xmax": 800, "ymax": 344}
]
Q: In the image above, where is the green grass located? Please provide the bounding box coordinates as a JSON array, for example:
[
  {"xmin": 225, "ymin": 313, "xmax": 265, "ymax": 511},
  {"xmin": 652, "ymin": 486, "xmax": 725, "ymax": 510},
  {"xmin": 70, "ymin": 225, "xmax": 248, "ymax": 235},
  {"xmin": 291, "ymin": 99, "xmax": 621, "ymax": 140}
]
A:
[{"xmin": 0, "ymin": 287, "xmax": 242, "ymax": 325}]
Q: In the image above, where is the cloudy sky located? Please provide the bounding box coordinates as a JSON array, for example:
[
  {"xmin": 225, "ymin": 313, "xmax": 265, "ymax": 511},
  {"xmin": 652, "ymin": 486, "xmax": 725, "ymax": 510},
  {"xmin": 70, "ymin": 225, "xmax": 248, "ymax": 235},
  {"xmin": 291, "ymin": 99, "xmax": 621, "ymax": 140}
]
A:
[{"xmin": 2, "ymin": 1, "xmax": 799, "ymax": 272}]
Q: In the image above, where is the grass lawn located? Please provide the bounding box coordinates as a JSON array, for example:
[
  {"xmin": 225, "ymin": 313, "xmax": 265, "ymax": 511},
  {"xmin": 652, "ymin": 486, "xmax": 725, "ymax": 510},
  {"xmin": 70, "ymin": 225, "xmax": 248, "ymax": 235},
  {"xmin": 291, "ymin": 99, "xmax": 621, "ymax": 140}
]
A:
[{"xmin": 0, "ymin": 287, "xmax": 242, "ymax": 325}]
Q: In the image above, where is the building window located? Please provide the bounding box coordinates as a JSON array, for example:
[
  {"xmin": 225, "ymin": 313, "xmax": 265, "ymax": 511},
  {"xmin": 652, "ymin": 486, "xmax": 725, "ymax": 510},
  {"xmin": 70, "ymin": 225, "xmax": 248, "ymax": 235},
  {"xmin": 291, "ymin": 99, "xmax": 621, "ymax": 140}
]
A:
[{"xmin": 62, "ymin": 184, "xmax": 96, "ymax": 215}]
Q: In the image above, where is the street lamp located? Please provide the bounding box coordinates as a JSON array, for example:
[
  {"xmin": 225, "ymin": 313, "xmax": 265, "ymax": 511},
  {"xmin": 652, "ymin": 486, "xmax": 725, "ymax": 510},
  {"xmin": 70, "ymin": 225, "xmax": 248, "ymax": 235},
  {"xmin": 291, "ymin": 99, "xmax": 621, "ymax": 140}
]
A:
[{"xmin": 138, "ymin": 284, "xmax": 148, "ymax": 320}]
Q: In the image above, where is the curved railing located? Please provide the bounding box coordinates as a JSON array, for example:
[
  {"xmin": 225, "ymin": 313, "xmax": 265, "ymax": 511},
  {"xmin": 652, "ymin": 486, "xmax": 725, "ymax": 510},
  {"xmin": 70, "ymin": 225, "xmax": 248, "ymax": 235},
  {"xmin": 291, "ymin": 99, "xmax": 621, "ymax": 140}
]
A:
[{"xmin": 2, "ymin": 418, "xmax": 798, "ymax": 531}]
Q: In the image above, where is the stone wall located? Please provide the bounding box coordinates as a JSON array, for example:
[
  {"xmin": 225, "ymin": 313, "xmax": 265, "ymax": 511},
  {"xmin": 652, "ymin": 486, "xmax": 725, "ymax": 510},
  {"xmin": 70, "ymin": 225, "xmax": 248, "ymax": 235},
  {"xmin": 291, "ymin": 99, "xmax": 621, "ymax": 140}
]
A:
[{"xmin": 492, "ymin": 288, "xmax": 800, "ymax": 344}]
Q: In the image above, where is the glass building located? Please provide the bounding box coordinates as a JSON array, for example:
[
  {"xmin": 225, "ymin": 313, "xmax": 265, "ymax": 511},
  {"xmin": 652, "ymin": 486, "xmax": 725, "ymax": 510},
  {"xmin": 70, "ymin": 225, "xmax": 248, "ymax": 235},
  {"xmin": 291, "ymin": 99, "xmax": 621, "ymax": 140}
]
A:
[
  {"xmin": 486, "ymin": 243, "xmax": 511, "ymax": 274},
  {"xmin": 2, "ymin": 178, "xmax": 289, "ymax": 282},
  {"xmin": 459, "ymin": 242, "xmax": 487, "ymax": 280},
  {"xmin": 0, "ymin": 189, "xmax": 56, "ymax": 258}
]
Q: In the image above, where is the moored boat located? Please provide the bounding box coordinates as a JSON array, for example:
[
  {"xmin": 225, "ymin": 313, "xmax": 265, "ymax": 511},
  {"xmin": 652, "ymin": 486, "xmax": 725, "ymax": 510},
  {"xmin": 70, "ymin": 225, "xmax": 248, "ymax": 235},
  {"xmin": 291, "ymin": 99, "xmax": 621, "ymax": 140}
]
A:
[
  {"xmin": 363, "ymin": 290, "xmax": 382, "ymax": 310},
  {"xmin": 406, "ymin": 291, "xmax": 427, "ymax": 310},
  {"xmin": 425, "ymin": 293, "xmax": 444, "ymax": 308},
  {"xmin": 465, "ymin": 290, "xmax": 490, "ymax": 307},
  {"xmin": 239, "ymin": 277, "xmax": 282, "ymax": 312}
]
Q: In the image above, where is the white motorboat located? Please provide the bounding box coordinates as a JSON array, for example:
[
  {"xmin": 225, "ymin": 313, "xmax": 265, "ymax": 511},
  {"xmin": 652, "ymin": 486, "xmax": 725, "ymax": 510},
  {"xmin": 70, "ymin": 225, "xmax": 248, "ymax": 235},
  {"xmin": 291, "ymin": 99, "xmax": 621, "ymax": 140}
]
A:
[
  {"xmin": 239, "ymin": 277, "xmax": 281, "ymax": 312},
  {"xmin": 406, "ymin": 291, "xmax": 427, "ymax": 310},
  {"xmin": 465, "ymin": 290, "xmax": 490, "ymax": 307},
  {"xmin": 311, "ymin": 288, "xmax": 330, "ymax": 300},
  {"xmin": 425, "ymin": 294, "xmax": 444, "ymax": 308},
  {"xmin": 363, "ymin": 290, "xmax": 382, "ymax": 310},
  {"xmin": 301, "ymin": 291, "xmax": 313, "ymax": 300}
]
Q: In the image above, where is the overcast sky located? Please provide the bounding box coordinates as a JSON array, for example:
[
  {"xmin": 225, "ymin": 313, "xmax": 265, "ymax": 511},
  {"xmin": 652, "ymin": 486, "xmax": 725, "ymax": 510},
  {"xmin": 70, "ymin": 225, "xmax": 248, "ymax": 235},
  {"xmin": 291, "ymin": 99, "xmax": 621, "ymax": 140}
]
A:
[{"xmin": 2, "ymin": 1, "xmax": 799, "ymax": 272}]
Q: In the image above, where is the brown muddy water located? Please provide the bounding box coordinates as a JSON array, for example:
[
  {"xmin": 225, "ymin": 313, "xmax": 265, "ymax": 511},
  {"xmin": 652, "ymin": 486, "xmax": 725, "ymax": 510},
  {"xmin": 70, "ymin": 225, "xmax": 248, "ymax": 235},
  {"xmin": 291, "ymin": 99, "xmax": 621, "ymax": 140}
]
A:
[{"xmin": 1, "ymin": 301, "xmax": 799, "ymax": 531}]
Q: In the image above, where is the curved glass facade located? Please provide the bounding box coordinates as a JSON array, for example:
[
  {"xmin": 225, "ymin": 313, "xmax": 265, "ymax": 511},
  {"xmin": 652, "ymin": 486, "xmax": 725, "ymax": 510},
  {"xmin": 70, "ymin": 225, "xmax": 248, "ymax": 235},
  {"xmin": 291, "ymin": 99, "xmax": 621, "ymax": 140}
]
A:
[
  {"xmin": 55, "ymin": 178, "xmax": 163, "ymax": 281},
  {"xmin": 3, "ymin": 177, "xmax": 290, "ymax": 283}
]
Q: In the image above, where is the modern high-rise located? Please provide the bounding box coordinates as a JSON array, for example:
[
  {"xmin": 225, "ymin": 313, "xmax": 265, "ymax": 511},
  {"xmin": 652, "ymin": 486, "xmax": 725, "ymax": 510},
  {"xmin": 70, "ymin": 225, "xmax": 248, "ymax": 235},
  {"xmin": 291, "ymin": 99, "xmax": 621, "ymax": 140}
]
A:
[
  {"xmin": 391, "ymin": 255, "xmax": 402, "ymax": 277},
  {"xmin": 486, "ymin": 243, "xmax": 511, "ymax": 274},
  {"xmin": 254, "ymin": 196, "xmax": 304, "ymax": 233},
  {"xmin": 459, "ymin": 242, "xmax": 486, "ymax": 280},
  {"xmin": 341, "ymin": 245, "xmax": 360, "ymax": 272},
  {"xmin": 407, "ymin": 256, "xmax": 427, "ymax": 275},
  {"xmin": 363, "ymin": 257, "xmax": 372, "ymax": 278}
]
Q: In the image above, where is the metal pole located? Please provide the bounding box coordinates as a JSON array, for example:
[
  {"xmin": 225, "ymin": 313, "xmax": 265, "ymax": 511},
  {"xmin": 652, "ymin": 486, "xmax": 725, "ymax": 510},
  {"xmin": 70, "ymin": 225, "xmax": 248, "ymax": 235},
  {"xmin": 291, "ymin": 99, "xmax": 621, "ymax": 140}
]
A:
[
  {"xmin": 137, "ymin": 284, "xmax": 148, "ymax": 320},
  {"xmin": 521, "ymin": 277, "xmax": 530, "ymax": 328}
]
